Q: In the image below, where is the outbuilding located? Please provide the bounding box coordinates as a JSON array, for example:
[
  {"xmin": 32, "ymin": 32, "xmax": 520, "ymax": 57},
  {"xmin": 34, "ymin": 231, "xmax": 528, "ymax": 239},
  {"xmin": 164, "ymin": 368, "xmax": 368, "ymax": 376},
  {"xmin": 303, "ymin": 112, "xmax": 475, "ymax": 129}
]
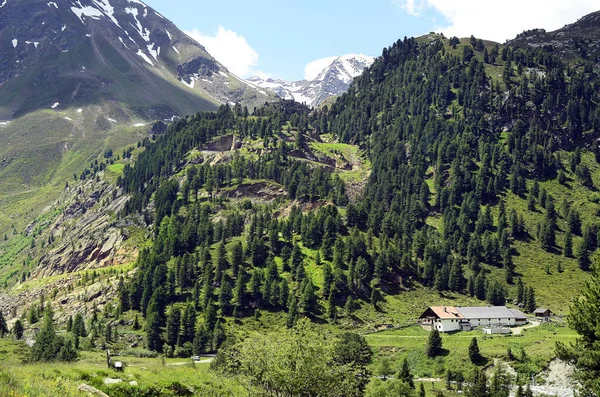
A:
[{"xmin": 533, "ymin": 308, "xmax": 552, "ymax": 322}]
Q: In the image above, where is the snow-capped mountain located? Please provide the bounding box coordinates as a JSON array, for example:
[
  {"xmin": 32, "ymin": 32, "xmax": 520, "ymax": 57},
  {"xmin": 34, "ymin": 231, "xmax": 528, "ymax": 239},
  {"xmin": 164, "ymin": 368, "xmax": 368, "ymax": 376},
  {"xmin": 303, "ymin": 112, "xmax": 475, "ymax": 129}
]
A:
[
  {"xmin": 0, "ymin": 0, "xmax": 273, "ymax": 119},
  {"xmin": 247, "ymin": 54, "xmax": 375, "ymax": 107}
]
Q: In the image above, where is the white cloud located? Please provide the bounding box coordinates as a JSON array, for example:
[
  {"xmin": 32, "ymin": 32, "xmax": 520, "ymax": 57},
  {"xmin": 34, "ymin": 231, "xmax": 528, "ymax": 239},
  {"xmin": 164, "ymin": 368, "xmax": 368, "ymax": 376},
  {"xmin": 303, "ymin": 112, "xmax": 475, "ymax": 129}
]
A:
[
  {"xmin": 304, "ymin": 56, "xmax": 338, "ymax": 80},
  {"xmin": 185, "ymin": 26, "xmax": 260, "ymax": 77},
  {"xmin": 251, "ymin": 70, "xmax": 272, "ymax": 80},
  {"xmin": 397, "ymin": 0, "xmax": 600, "ymax": 43},
  {"xmin": 396, "ymin": 0, "xmax": 421, "ymax": 16}
]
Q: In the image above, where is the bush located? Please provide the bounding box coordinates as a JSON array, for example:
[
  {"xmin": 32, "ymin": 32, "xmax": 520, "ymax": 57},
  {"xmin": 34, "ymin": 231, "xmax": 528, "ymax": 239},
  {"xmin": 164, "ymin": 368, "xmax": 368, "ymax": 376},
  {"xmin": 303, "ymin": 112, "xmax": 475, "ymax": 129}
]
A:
[{"xmin": 121, "ymin": 348, "xmax": 159, "ymax": 358}]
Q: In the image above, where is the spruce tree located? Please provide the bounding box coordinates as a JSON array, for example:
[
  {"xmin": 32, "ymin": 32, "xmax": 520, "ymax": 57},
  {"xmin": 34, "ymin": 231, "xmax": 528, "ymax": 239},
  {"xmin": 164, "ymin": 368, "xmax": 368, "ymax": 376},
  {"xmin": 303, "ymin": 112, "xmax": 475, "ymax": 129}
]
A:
[
  {"xmin": 286, "ymin": 296, "xmax": 298, "ymax": 328},
  {"xmin": 564, "ymin": 230, "xmax": 573, "ymax": 257},
  {"xmin": 397, "ymin": 357, "xmax": 415, "ymax": 388},
  {"xmin": 13, "ymin": 319, "xmax": 23, "ymax": 340},
  {"xmin": 426, "ymin": 329, "xmax": 443, "ymax": 357},
  {"xmin": 469, "ymin": 337, "xmax": 481, "ymax": 363},
  {"xmin": 556, "ymin": 261, "xmax": 600, "ymax": 395},
  {"xmin": 72, "ymin": 313, "xmax": 87, "ymax": 338},
  {"xmin": 0, "ymin": 310, "xmax": 8, "ymax": 337},
  {"xmin": 166, "ymin": 306, "xmax": 181, "ymax": 347}
]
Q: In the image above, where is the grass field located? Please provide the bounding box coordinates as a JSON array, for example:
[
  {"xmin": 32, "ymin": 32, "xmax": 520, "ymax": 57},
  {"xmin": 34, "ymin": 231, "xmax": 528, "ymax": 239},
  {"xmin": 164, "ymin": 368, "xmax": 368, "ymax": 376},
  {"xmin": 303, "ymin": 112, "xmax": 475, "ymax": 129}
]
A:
[
  {"xmin": 0, "ymin": 338, "xmax": 246, "ymax": 397},
  {"xmin": 365, "ymin": 321, "xmax": 577, "ymax": 378}
]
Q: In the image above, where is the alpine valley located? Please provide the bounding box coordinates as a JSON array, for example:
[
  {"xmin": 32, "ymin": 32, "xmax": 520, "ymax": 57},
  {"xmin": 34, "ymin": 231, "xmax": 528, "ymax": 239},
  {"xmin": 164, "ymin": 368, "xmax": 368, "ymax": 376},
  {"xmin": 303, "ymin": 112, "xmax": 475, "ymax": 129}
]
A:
[{"xmin": 0, "ymin": 2, "xmax": 599, "ymax": 397}]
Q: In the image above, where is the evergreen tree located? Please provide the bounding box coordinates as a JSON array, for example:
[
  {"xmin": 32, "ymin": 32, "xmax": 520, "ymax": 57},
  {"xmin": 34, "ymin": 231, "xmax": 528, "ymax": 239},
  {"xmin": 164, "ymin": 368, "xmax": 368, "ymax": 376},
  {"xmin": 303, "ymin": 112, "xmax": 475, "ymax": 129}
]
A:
[
  {"xmin": 0, "ymin": 310, "xmax": 8, "ymax": 337},
  {"xmin": 516, "ymin": 278, "xmax": 525, "ymax": 304},
  {"xmin": 469, "ymin": 337, "xmax": 482, "ymax": 363},
  {"xmin": 564, "ymin": 230, "xmax": 573, "ymax": 257},
  {"xmin": 166, "ymin": 306, "xmax": 181, "ymax": 347},
  {"xmin": 576, "ymin": 238, "xmax": 591, "ymax": 271},
  {"xmin": 72, "ymin": 313, "xmax": 87, "ymax": 338},
  {"xmin": 556, "ymin": 260, "xmax": 600, "ymax": 396},
  {"xmin": 525, "ymin": 287, "xmax": 536, "ymax": 313},
  {"xmin": 426, "ymin": 329, "xmax": 443, "ymax": 357},
  {"xmin": 286, "ymin": 296, "xmax": 298, "ymax": 328},
  {"xmin": 13, "ymin": 319, "xmax": 24, "ymax": 340},
  {"xmin": 467, "ymin": 368, "xmax": 489, "ymax": 397},
  {"xmin": 397, "ymin": 357, "xmax": 415, "ymax": 388}
]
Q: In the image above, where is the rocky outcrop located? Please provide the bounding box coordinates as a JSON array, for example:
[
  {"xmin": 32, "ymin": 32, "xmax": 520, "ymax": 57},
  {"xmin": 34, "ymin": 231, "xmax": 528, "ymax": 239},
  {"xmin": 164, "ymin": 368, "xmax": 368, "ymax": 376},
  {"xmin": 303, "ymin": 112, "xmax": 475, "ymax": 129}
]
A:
[{"xmin": 29, "ymin": 177, "xmax": 139, "ymax": 278}]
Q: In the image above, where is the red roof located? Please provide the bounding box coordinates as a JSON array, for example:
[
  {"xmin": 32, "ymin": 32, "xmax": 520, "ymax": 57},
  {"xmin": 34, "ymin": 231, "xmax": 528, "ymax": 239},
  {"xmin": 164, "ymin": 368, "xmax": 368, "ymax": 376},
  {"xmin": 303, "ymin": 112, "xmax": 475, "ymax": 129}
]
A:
[{"xmin": 420, "ymin": 306, "xmax": 464, "ymax": 319}]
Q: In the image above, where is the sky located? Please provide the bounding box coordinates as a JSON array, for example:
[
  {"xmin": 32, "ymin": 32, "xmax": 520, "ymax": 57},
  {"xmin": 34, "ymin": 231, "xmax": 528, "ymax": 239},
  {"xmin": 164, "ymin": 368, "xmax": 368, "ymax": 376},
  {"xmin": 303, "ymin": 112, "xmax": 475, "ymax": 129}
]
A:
[{"xmin": 143, "ymin": 0, "xmax": 600, "ymax": 81}]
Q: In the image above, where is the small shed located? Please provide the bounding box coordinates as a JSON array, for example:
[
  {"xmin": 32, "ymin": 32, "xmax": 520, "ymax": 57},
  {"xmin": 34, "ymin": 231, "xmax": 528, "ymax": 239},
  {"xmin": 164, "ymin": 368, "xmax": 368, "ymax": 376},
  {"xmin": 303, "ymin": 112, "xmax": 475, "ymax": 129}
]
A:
[{"xmin": 533, "ymin": 308, "xmax": 552, "ymax": 322}]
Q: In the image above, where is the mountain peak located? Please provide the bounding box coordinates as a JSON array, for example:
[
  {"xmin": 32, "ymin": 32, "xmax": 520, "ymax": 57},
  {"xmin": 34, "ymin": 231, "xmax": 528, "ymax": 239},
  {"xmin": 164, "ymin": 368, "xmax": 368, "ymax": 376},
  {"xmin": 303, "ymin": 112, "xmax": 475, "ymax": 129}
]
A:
[
  {"xmin": 247, "ymin": 53, "xmax": 374, "ymax": 107},
  {"xmin": 0, "ymin": 0, "xmax": 272, "ymax": 118}
]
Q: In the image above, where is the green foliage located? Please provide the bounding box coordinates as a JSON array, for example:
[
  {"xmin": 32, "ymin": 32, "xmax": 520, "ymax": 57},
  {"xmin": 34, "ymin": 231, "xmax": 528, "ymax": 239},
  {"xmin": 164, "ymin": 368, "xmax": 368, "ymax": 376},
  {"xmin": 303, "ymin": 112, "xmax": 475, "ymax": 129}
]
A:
[
  {"xmin": 366, "ymin": 379, "xmax": 415, "ymax": 397},
  {"xmin": 12, "ymin": 320, "xmax": 23, "ymax": 340},
  {"xmin": 31, "ymin": 306, "xmax": 77, "ymax": 362},
  {"xmin": 469, "ymin": 337, "xmax": 482, "ymax": 363},
  {"xmin": 426, "ymin": 329, "xmax": 443, "ymax": 358},
  {"xmin": 214, "ymin": 319, "xmax": 371, "ymax": 396},
  {"xmin": 396, "ymin": 357, "xmax": 415, "ymax": 388},
  {"xmin": 556, "ymin": 258, "xmax": 600, "ymax": 396},
  {"xmin": 0, "ymin": 310, "xmax": 8, "ymax": 337}
]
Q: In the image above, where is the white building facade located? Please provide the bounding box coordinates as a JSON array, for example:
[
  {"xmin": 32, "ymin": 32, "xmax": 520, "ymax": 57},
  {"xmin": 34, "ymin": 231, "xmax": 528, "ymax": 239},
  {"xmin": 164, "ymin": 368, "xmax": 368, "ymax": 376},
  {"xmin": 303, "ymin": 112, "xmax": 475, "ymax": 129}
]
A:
[{"xmin": 419, "ymin": 306, "xmax": 528, "ymax": 332}]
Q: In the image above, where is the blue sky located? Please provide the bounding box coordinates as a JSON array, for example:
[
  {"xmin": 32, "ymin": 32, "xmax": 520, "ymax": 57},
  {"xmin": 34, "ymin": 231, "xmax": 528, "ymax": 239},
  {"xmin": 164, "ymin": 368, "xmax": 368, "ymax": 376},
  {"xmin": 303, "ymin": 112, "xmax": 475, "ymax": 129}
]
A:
[{"xmin": 144, "ymin": 0, "xmax": 599, "ymax": 81}]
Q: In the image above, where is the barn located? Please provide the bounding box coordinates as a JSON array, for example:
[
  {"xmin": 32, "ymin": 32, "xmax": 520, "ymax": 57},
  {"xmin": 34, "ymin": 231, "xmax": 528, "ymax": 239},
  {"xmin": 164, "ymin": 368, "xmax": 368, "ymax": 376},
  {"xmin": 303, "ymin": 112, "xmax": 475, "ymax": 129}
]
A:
[{"xmin": 419, "ymin": 306, "xmax": 528, "ymax": 332}]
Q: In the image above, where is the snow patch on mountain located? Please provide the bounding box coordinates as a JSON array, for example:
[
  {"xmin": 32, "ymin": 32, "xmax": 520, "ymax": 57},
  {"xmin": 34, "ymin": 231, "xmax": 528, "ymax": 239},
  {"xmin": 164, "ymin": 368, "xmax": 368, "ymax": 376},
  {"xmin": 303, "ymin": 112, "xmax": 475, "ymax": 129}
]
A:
[
  {"xmin": 247, "ymin": 54, "xmax": 374, "ymax": 107},
  {"xmin": 71, "ymin": 3, "xmax": 103, "ymax": 24}
]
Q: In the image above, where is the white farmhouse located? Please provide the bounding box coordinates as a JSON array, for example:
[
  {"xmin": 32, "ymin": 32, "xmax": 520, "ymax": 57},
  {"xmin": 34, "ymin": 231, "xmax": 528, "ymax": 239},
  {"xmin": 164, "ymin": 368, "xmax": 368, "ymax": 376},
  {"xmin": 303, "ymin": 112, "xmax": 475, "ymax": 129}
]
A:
[{"xmin": 419, "ymin": 306, "xmax": 528, "ymax": 332}]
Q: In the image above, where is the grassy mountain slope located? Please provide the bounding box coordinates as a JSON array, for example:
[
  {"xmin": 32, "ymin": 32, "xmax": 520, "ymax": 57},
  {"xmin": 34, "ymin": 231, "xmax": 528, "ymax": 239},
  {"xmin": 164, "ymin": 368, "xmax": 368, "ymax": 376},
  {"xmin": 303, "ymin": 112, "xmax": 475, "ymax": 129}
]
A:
[{"xmin": 3, "ymin": 12, "xmax": 600, "ymax": 397}]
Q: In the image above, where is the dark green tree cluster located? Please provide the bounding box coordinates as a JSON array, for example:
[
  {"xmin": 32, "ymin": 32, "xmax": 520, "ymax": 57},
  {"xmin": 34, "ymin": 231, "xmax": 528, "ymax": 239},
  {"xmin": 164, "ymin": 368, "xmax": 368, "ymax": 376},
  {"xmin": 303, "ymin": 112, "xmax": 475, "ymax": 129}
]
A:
[{"xmin": 31, "ymin": 305, "xmax": 77, "ymax": 362}]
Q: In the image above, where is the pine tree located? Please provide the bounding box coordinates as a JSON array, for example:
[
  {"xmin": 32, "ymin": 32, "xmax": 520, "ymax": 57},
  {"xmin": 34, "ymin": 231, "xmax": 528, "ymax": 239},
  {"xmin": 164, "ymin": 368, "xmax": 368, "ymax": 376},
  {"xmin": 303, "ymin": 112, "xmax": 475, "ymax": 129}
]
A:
[
  {"xmin": 556, "ymin": 260, "xmax": 600, "ymax": 395},
  {"xmin": 12, "ymin": 319, "xmax": 24, "ymax": 340},
  {"xmin": 426, "ymin": 329, "xmax": 443, "ymax": 357},
  {"xmin": 371, "ymin": 288, "xmax": 382, "ymax": 310},
  {"xmin": 467, "ymin": 368, "xmax": 489, "ymax": 397},
  {"xmin": 397, "ymin": 357, "xmax": 415, "ymax": 388},
  {"xmin": 286, "ymin": 296, "xmax": 298, "ymax": 328},
  {"xmin": 576, "ymin": 238, "xmax": 591, "ymax": 271},
  {"xmin": 133, "ymin": 313, "xmax": 140, "ymax": 330},
  {"xmin": 516, "ymin": 278, "xmax": 525, "ymax": 305},
  {"xmin": 469, "ymin": 337, "xmax": 482, "ymax": 363},
  {"xmin": 564, "ymin": 230, "xmax": 573, "ymax": 257},
  {"xmin": 181, "ymin": 303, "xmax": 197, "ymax": 344},
  {"xmin": 166, "ymin": 306, "xmax": 181, "ymax": 347},
  {"xmin": 0, "ymin": 310, "xmax": 8, "ymax": 337},
  {"xmin": 344, "ymin": 296, "xmax": 354, "ymax": 317},
  {"xmin": 299, "ymin": 280, "xmax": 317, "ymax": 315},
  {"xmin": 525, "ymin": 287, "xmax": 536, "ymax": 313},
  {"xmin": 72, "ymin": 313, "xmax": 87, "ymax": 337},
  {"xmin": 31, "ymin": 306, "xmax": 60, "ymax": 361}
]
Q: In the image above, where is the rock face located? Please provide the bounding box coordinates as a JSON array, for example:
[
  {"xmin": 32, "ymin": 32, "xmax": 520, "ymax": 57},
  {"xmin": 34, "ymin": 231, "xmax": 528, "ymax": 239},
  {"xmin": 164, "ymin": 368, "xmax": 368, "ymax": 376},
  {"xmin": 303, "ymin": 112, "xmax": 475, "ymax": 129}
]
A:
[
  {"xmin": 247, "ymin": 54, "xmax": 375, "ymax": 107},
  {"xmin": 0, "ymin": 0, "xmax": 274, "ymax": 119},
  {"xmin": 33, "ymin": 178, "xmax": 137, "ymax": 277},
  {"xmin": 508, "ymin": 10, "xmax": 600, "ymax": 65}
]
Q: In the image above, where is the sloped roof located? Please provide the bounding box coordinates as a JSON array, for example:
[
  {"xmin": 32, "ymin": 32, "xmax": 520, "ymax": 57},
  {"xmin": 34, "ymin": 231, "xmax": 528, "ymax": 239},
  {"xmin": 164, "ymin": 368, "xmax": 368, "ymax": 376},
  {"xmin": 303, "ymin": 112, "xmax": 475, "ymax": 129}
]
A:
[
  {"xmin": 508, "ymin": 308, "xmax": 527, "ymax": 319},
  {"xmin": 456, "ymin": 306, "xmax": 520, "ymax": 319},
  {"xmin": 419, "ymin": 306, "xmax": 464, "ymax": 319},
  {"xmin": 533, "ymin": 308, "xmax": 551, "ymax": 315}
]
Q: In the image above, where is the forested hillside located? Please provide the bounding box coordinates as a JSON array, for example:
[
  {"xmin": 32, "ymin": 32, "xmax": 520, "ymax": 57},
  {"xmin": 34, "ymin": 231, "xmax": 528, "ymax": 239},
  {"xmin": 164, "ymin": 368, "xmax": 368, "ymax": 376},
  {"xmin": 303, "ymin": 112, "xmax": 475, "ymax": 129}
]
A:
[
  {"xmin": 2, "ymin": 25, "xmax": 600, "ymax": 397},
  {"xmin": 95, "ymin": 32, "xmax": 600, "ymax": 356}
]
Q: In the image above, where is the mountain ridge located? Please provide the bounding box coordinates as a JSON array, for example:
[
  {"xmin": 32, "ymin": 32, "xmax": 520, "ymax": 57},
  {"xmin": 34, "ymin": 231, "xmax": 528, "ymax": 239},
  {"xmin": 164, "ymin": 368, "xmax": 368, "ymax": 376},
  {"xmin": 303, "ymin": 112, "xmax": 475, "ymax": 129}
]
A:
[{"xmin": 247, "ymin": 54, "xmax": 374, "ymax": 107}]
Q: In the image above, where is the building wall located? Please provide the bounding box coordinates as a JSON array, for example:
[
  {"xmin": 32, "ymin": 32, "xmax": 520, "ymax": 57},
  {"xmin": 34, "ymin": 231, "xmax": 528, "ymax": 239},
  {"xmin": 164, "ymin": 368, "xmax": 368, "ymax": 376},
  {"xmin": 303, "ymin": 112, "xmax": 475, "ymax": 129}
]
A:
[
  {"xmin": 435, "ymin": 318, "xmax": 461, "ymax": 332},
  {"xmin": 468, "ymin": 317, "xmax": 516, "ymax": 327}
]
